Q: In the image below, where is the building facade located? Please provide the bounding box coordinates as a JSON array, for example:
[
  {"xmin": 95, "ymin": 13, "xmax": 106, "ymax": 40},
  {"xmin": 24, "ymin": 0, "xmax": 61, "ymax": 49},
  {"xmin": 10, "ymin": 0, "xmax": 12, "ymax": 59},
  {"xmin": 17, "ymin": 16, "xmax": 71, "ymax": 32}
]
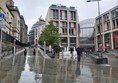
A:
[
  {"xmin": 7, "ymin": 6, "xmax": 21, "ymax": 40},
  {"xmin": 46, "ymin": 4, "xmax": 79, "ymax": 49},
  {"xmin": 0, "ymin": 0, "xmax": 28, "ymax": 55},
  {"xmin": 79, "ymin": 18, "xmax": 95, "ymax": 51},
  {"xmin": 95, "ymin": 5, "xmax": 118, "ymax": 51},
  {"xmin": 20, "ymin": 16, "xmax": 28, "ymax": 43},
  {"xmin": 0, "ymin": 0, "xmax": 14, "ymax": 35},
  {"xmin": 29, "ymin": 18, "xmax": 46, "ymax": 45},
  {"xmin": 0, "ymin": 0, "xmax": 28, "ymax": 41}
]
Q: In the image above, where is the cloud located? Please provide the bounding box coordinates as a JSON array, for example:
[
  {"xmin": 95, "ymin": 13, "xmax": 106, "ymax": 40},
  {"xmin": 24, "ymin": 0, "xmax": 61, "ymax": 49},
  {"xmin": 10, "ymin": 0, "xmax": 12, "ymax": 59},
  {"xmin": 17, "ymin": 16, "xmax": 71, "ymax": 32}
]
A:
[{"xmin": 13, "ymin": 0, "xmax": 118, "ymax": 32}]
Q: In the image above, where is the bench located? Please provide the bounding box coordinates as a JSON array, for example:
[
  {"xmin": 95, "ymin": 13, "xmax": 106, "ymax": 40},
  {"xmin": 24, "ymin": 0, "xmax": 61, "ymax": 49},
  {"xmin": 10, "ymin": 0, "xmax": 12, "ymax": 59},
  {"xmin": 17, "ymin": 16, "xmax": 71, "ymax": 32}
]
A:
[{"xmin": 90, "ymin": 54, "xmax": 108, "ymax": 64}]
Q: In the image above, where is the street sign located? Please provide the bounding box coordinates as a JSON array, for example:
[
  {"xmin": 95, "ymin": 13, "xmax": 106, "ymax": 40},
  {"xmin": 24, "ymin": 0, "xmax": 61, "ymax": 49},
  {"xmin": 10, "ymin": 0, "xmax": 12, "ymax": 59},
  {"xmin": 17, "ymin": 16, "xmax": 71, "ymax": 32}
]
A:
[
  {"xmin": 0, "ymin": 13, "xmax": 5, "ymax": 18},
  {"xmin": 0, "ymin": 22, "xmax": 4, "ymax": 28},
  {"xmin": 0, "ymin": 13, "xmax": 5, "ymax": 29}
]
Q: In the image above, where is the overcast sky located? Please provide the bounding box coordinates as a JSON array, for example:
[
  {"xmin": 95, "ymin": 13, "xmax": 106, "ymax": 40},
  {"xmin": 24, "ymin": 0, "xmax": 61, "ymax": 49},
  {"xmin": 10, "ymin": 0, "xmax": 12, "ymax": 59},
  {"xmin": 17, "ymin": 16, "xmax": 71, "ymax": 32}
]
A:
[{"xmin": 13, "ymin": 0, "xmax": 118, "ymax": 32}]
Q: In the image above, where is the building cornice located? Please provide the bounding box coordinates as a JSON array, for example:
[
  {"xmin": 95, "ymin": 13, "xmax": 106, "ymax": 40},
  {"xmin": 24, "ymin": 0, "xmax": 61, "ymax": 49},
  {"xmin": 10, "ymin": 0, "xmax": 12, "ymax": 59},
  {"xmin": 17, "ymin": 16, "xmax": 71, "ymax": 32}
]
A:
[{"xmin": 7, "ymin": 6, "xmax": 21, "ymax": 17}]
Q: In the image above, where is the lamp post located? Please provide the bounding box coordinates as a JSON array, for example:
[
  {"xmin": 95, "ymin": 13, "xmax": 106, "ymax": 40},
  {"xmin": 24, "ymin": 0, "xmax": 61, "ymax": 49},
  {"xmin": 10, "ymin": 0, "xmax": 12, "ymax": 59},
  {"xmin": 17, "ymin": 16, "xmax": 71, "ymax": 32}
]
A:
[{"xmin": 87, "ymin": 0, "xmax": 103, "ymax": 57}]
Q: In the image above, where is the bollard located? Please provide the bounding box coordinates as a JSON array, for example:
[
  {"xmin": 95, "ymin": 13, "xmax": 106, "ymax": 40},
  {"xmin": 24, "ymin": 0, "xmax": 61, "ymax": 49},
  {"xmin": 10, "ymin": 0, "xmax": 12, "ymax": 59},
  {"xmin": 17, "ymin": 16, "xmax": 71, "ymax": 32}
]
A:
[
  {"xmin": 24, "ymin": 48, "xmax": 27, "ymax": 56},
  {"xmin": 33, "ymin": 48, "xmax": 36, "ymax": 56}
]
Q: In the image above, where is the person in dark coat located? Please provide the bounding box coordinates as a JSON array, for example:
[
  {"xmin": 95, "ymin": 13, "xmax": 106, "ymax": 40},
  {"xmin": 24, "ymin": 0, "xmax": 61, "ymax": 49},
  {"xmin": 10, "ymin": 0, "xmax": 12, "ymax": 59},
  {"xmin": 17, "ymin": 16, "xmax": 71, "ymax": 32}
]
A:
[
  {"xmin": 33, "ymin": 48, "xmax": 36, "ymax": 56},
  {"xmin": 24, "ymin": 48, "xmax": 27, "ymax": 56},
  {"xmin": 76, "ymin": 47, "xmax": 82, "ymax": 63}
]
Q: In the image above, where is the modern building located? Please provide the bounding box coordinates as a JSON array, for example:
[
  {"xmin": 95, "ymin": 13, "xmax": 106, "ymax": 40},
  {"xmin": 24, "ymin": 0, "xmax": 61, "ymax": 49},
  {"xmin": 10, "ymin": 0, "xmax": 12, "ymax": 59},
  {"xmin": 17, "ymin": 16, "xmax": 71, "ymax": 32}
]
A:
[
  {"xmin": 79, "ymin": 18, "xmax": 95, "ymax": 51},
  {"xmin": 29, "ymin": 29, "xmax": 35, "ymax": 45},
  {"xmin": 46, "ymin": 4, "xmax": 79, "ymax": 49},
  {"xmin": 29, "ymin": 18, "xmax": 46, "ymax": 45},
  {"xmin": 95, "ymin": 5, "xmax": 118, "ymax": 51}
]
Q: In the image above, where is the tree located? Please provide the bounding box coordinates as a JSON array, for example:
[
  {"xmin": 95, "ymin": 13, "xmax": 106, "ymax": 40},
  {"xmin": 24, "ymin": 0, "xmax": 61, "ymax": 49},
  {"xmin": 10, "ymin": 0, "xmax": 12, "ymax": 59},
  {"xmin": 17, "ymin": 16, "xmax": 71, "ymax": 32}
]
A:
[{"xmin": 38, "ymin": 21, "xmax": 60, "ymax": 46}]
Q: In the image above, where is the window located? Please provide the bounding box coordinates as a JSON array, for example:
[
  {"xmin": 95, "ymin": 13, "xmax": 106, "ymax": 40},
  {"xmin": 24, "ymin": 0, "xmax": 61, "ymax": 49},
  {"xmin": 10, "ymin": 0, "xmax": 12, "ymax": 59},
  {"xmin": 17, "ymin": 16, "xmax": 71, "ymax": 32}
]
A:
[
  {"xmin": 56, "ymin": 21, "xmax": 58, "ymax": 27},
  {"xmin": 53, "ymin": 10, "xmax": 58, "ymax": 19},
  {"xmin": 62, "ymin": 28, "xmax": 67, "ymax": 35},
  {"xmin": 62, "ymin": 22, "xmax": 67, "ymax": 27},
  {"xmin": 72, "ymin": 29, "xmax": 73, "ymax": 35},
  {"xmin": 112, "ymin": 9, "xmax": 118, "ymax": 18},
  {"xmin": 69, "ymin": 22, "xmax": 71, "ymax": 28},
  {"xmin": 62, "ymin": 22, "xmax": 64, "ymax": 27},
  {"xmin": 116, "ymin": 8, "xmax": 118, "ymax": 17},
  {"xmin": 71, "ymin": 11, "xmax": 73, "ymax": 20},
  {"xmin": 65, "ymin": 11, "xmax": 67, "ymax": 20},
  {"xmin": 69, "ymin": 29, "xmax": 74, "ymax": 35},
  {"xmin": 70, "ymin": 11, "xmax": 76, "ymax": 20},
  {"xmin": 53, "ymin": 10, "xmax": 55, "ymax": 19},
  {"xmin": 60, "ymin": 10, "xmax": 62, "ymax": 19},
  {"xmin": 104, "ymin": 13, "xmax": 109, "ymax": 22},
  {"xmin": 105, "ymin": 34, "xmax": 110, "ymax": 41},
  {"xmin": 97, "ymin": 25, "xmax": 101, "ymax": 33},
  {"xmin": 107, "ymin": 22, "xmax": 110, "ymax": 30},
  {"xmin": 112, "ymin": 10, "xmax": 116, "ymax": 18},
  {"xmin": 74, "ymin": 12, "xmax": 76, "ymax": 20},
  {"xmin": 116, "ymin": 19, "xmax": 118, "ymax": 28},
  {"xmin": 112, "ymin": 20, "xmax": 116, "ymax": 28}
]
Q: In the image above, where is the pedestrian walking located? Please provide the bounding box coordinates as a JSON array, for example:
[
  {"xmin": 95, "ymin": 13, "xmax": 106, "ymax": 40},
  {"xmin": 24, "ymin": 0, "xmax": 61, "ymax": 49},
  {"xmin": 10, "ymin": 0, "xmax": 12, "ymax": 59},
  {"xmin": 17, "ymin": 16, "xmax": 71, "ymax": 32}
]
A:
[
  {"xmin": 24, "ymin": 48, "xmax": 27, "ymax": 56},
  {"xmin": 76, "ymin": 46, "xmax": 82, "ymax": 63},
  {"xmin": 69, "ymin": 48, "xmax": 74, "ymax": 59},
  {"xmin": 33, "ymin": 48, "xmax": 36, "ymax": 56}
]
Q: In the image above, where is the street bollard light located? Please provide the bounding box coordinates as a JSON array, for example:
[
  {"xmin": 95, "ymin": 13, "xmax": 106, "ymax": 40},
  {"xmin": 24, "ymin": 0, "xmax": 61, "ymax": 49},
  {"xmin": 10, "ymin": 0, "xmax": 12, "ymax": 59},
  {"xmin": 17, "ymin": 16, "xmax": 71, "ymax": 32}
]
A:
[
  {"xmin": 87, "ymin": 0, "xmax": 103, "ymax": 57},
  {"xmin": 0, "ymin": 29, "xmax": 2, "ymax": 57},
  {"xmin": 44, "ymin": 41, "xmax": 46, "ymax": 56},
  {"xmin": 13, "ymin": 39, "xmax": 16, "ymax": 56},
  {"xmin": 12, "ymin": 39, "xmax": 16, "ymax": 65}
]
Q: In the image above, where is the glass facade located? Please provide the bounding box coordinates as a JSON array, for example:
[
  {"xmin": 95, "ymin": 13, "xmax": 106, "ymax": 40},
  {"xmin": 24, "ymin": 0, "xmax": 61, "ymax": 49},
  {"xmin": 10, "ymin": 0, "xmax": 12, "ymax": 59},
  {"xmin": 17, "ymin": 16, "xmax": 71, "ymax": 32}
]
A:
[{"xmin": 79, "ymin": 18, "xmax": 95, "ymax": 51}]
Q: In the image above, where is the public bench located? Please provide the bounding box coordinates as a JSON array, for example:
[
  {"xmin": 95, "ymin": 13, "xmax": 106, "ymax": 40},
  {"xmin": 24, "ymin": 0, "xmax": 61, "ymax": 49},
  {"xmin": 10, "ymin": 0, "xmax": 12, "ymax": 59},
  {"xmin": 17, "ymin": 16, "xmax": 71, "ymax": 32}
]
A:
[{"xmin": 90, "ymin": 53, "xmax": 108, "ymax": 64}]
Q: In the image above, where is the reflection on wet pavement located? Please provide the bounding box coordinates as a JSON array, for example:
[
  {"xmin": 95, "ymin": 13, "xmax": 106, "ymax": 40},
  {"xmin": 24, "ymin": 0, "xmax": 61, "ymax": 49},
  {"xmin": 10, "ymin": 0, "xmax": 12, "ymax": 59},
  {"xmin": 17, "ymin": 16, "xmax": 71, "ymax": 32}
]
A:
[
  {"xmin": 0, "ymin": 48, "xmax": 118, "ymax": 83},
  {"xmin": 0, "ymin": 52, "xmax": 26, "ymax": 83}
]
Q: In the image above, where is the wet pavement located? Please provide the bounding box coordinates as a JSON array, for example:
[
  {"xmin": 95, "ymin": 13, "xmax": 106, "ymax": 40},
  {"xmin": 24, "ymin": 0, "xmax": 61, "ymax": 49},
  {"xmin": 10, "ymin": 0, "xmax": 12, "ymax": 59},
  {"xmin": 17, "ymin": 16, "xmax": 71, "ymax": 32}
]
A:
[{"xmin": 0, "ymin": 48, "xmax": 118, "ymax": 83}]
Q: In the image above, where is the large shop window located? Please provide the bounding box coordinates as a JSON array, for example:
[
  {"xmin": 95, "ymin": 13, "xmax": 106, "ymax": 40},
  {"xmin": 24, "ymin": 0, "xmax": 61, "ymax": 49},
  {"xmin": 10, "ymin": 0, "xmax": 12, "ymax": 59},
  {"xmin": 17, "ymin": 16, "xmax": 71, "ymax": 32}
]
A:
[{"xmin": 114, "ymin": 33, "xmax": 118, "ymax": 49}]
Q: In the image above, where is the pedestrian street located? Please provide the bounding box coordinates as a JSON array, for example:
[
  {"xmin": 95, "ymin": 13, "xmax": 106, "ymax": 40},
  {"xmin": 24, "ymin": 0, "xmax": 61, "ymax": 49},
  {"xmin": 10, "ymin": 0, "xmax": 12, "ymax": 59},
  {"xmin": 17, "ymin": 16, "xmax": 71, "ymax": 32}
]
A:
[{"xmin": 0, "ymin": 48, "xmax": 118, "ymax": 83}]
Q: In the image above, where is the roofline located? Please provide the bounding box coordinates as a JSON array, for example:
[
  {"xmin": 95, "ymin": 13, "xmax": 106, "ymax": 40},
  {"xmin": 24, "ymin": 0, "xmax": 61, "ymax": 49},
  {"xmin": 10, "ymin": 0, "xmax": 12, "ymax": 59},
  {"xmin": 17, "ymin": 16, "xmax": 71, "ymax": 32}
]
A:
[
  {"xmin": 7, "ymin": 6, "xmax": 21, "ymax": 17},
  {"xmin": 96, "ymin": 5, "xmax": 118, "ymax": 18}
]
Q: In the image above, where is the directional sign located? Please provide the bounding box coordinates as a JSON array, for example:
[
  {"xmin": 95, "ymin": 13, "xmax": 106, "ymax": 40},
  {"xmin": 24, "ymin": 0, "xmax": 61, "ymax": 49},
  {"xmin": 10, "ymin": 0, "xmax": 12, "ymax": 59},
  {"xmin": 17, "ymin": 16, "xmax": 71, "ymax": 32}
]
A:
[
  {"xmin": 0, "ymin": 13, "xmax": 5, "ymax": 29},
  {"xmin": 0, "ymin": 22, "xmax": 4, "ymax": 28},
  {"xmin": 0, "ymin": 13, "xmax": 5, "ymax": 18}
]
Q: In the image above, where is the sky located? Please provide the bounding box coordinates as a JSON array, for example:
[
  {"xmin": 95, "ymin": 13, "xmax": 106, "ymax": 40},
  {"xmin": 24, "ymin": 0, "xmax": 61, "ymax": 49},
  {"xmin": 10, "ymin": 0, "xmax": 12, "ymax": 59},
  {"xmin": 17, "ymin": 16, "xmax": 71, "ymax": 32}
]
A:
[{"xmin": 13, "ymin": 0, "xmax": 118, "ymax": 32}]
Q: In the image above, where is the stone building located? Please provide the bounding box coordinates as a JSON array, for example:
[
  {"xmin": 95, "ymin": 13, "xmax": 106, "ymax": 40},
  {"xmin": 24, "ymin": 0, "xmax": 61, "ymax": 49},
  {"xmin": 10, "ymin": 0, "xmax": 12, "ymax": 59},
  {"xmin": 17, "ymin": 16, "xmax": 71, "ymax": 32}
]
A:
[
  {"xmin": 45, "ymin": 4, "xmax": 79, "ymax": 49},
  {"xmin": 95, "ymin": 5, "xmax": 118, "ymax": 51}
]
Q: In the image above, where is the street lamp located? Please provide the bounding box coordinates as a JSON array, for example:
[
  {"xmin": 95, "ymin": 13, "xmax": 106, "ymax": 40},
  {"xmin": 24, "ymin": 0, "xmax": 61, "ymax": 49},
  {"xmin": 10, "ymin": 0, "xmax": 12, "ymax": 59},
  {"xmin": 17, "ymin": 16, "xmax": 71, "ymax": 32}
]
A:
[{"xmin": 87, "ymin": 0, "xmax": 103, "ymax": 57}]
